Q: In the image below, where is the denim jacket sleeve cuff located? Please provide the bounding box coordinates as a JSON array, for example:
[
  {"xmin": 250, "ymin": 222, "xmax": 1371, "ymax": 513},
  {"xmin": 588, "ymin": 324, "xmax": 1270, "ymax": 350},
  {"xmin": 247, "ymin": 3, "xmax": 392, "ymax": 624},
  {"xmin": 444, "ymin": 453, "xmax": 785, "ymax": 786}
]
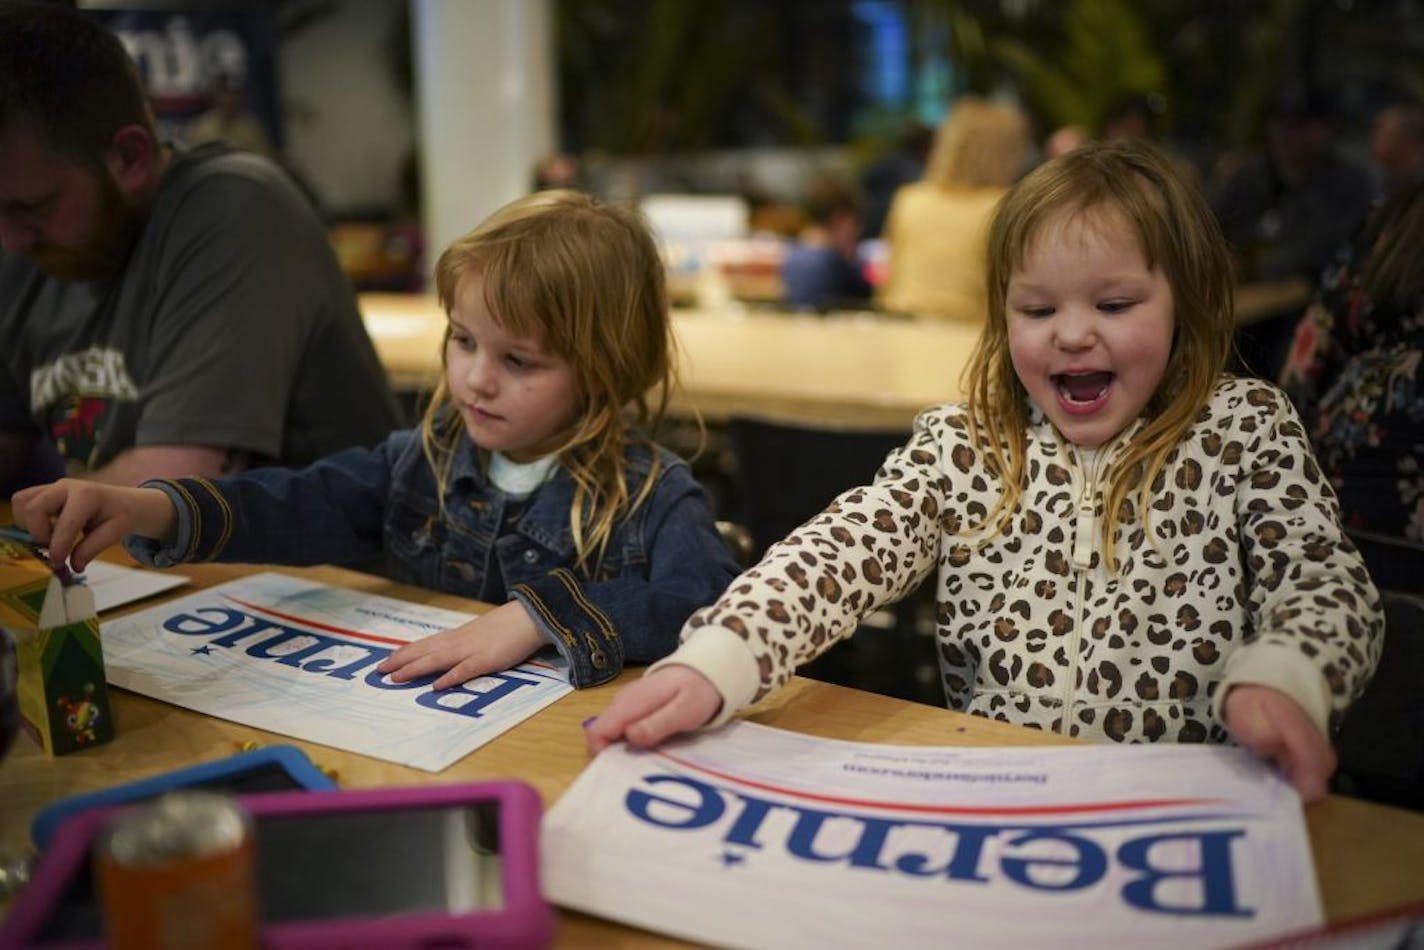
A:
[
  {"xmin": 510, "ymin": 568, "xmax": 625, "ymax": 688},
  {"xmin": 1213, "ymin": 642, "xmax": 1333, "ymax": 737},
  {"xmin": 646, "ymin": 625, "xmax": 761, "ymax": 729},
  {"xmin": 122, "ymin": 478, "xmax": 233, "ymax": 567}
]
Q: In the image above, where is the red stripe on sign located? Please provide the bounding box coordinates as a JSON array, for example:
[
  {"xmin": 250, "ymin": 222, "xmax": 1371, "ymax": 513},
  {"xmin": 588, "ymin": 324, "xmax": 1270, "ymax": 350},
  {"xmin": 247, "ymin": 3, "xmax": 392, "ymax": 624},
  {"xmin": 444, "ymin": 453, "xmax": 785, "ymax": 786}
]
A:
[
  {"xmin": 221, "ymin": 594, "xmax": 408, "ymax": 646},
  {"xmin": 653, "ymin": 749, "xmax": 1220, "ymax": 817}
]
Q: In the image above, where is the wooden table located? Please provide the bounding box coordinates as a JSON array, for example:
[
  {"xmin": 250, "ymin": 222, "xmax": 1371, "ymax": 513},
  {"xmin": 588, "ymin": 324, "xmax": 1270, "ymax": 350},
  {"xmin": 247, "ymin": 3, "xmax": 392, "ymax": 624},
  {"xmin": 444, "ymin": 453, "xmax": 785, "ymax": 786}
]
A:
[
  {"xmin": 359, "ymin": 294, "xmax": 978, "ymax": 429},
  {"xmin": 4, "ymin": 553, "xmax": 1424, "ymax": 943}
]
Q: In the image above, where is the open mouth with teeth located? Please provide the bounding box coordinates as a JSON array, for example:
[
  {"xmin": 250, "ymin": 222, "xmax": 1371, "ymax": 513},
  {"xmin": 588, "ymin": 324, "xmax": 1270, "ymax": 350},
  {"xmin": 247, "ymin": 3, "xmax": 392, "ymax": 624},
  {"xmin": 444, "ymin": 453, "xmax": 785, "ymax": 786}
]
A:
[{"xmin": 1054, "ymin": 371, "xmax": 1114, "ymax": 409}]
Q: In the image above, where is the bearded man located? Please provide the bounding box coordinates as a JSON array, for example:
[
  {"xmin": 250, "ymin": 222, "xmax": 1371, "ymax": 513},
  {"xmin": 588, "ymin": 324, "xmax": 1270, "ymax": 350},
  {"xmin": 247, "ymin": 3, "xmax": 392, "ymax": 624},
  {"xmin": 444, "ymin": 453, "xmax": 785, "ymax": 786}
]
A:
[{"xmin": 0, "ymin": 1, "xmax": 400, "ymax": 491}]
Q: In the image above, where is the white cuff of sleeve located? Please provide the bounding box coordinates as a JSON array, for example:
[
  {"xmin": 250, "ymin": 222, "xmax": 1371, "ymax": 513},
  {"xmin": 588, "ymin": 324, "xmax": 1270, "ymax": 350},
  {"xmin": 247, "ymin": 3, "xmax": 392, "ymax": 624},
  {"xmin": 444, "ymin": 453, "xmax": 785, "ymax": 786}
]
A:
[
  {"xmin": 1214, "ymin": 643, "xmax": 1333, "ymax": 737},
  {"xmin": 645, "ymin": 625, "xmax": 762, "ymax": 729}
]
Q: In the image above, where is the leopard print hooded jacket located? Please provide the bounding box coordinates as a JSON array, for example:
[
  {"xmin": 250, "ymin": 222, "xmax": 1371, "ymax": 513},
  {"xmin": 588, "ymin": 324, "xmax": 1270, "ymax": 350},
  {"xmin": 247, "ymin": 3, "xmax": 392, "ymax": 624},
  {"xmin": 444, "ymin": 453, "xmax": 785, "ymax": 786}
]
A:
[{"xmin": 663, "ymin": 377, "xmax": 1383, "ymax": 745}]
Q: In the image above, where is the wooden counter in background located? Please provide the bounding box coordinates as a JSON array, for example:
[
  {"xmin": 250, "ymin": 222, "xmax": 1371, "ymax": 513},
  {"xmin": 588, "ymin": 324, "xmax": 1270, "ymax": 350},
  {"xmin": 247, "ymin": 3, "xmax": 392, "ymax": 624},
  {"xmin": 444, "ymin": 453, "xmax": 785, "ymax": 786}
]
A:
[
  {"xmin": 360, "ymin": 280, "xmax": 1310, "ymax": 431},
  {"xmin": 1233, "ymin": 277, "xmax": 1314, "ymax": 326},
  {"xmin": 669, "ymin": 307, "xmax": 978, "ymax": 427},
  {"xmin": 359, "ymin": 292, "xmax": 447, "ymax": 391},
  {"xmin": 359, "ymin": 293, "xmax": 980, "ymax": 429}
]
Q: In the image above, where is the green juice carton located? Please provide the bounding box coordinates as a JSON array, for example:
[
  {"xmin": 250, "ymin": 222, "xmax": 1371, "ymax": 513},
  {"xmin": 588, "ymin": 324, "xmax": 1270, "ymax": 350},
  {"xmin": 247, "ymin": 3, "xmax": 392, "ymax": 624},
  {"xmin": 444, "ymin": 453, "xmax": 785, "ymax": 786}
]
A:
[{"xmin": 0, "ymin": 538, "xmax": 114, "ymax": 755}]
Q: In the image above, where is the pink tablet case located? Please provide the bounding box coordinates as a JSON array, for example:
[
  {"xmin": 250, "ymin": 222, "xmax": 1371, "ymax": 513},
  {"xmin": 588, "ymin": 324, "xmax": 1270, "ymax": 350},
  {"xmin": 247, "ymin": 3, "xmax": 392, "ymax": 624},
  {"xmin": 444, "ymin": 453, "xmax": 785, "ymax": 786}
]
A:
[{"xmin": 1, "ymin": 781, "xmax": 554, "ymax": 949}]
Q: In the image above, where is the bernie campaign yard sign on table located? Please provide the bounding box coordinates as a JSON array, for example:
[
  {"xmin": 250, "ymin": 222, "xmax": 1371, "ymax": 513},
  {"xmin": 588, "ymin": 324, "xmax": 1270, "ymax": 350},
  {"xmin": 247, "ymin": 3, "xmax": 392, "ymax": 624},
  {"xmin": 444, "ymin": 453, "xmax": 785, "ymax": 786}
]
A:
[
  {"xmin": 100, "ymin": 572, "xmax": 572, "ymax": 771},
  {"xmin": 543, "ymin": 721, "xmax": 1322, "ymax": 948}
]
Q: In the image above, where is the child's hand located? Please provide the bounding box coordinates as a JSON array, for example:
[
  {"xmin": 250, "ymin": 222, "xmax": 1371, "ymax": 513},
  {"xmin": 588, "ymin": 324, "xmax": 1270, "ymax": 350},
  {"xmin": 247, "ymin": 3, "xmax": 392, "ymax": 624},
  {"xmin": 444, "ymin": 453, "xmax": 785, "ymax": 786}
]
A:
[
  {"xmin": 11, "ymin": 480, "xmax": 174, "ymax": 571},
  {"xmin": 585, "ymin": 665, "xmax": 722, "ymax": 755},
  {"xmin": 1223, "ymin": 684, "xmax": 1337, "ymax": 804},
  {"xmin": 376, "ymin": 600, "xmax": 546, "ymax": 690}
]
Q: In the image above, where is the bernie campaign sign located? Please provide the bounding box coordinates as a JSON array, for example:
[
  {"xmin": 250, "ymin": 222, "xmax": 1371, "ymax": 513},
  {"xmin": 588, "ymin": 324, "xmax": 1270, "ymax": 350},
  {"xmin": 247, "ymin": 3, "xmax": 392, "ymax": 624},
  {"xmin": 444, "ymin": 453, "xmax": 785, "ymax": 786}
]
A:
[
  {"xmin": 100, "ymin": 572, "xmax": 571, "ymax": 770},
  {"xmin": 543, "ymin": 721, "xmax": 1322, "ymax": 948}
]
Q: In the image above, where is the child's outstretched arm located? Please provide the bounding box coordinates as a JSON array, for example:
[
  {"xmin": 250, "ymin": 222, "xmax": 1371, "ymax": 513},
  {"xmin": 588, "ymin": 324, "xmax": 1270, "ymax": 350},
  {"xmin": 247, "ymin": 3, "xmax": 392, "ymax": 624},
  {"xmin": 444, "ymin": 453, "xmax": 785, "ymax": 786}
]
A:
[
  {"xmin": 586, "ymin": 665, "xmax": 721, "ymax": 754},
  {"xmin": 375, "ymin": 601, "xmax": 547, "ymax": 689},
  {"xmin": 588, "ymin": 412, "xmax": 950, "ymax": 743},
  {"xmin": 1223, "ymin": 684, "xmax": 1337, "ymax": 803},
  {"xmin": 11, "ymin": 479, "xmax": 176, "ymax": 570}
]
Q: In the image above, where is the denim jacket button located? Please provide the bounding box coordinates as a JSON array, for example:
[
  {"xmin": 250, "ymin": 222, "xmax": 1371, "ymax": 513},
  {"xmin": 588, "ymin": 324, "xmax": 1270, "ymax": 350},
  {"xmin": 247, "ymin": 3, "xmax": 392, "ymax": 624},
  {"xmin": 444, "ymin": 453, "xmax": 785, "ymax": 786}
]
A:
[{"xmin": 522, "ymin": 549, "xmax": 539, "ymax": 564}]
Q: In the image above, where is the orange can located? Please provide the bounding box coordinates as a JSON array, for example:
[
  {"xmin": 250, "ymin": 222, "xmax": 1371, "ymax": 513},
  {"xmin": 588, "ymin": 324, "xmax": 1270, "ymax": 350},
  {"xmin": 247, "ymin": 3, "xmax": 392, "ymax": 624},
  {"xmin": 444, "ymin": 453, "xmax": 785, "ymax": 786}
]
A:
[{"xmin": 95, "ymin": 791, "xmax": 258, "ymax": 950}]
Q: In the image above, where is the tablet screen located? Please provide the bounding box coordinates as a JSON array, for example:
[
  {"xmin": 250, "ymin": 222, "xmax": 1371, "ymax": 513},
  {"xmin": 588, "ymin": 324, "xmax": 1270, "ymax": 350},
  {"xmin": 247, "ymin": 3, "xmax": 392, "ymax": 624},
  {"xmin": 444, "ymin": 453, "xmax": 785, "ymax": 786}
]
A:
[{"xmin": 31, "ymin": 801, "xmax": 504, "ymax": 943}]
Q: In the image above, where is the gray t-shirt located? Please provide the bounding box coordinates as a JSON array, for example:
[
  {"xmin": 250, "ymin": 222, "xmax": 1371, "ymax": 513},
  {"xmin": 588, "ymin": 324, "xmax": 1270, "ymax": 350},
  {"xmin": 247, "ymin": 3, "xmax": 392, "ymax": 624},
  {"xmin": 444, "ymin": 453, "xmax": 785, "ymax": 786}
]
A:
[{"xmin": 0, "ymin": 143, "xmax": 402, "ymax": 473}]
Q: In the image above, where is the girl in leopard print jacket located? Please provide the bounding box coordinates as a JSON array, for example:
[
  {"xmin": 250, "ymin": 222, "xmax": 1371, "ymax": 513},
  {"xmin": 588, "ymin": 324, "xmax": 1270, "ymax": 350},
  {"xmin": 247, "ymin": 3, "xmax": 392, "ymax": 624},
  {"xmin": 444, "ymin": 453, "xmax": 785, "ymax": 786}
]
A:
[{"xmin": 590, "ymin": 140, "xmax": 1383, "ymax": 803}]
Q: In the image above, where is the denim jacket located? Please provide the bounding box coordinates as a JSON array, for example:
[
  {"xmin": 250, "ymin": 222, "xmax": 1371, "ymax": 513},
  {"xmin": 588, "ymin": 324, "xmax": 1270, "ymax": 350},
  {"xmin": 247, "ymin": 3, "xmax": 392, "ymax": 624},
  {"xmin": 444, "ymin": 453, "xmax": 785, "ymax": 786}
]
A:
[{"xmin": 126, "ymin": 428, "xmax": 740, "ymax": 687}]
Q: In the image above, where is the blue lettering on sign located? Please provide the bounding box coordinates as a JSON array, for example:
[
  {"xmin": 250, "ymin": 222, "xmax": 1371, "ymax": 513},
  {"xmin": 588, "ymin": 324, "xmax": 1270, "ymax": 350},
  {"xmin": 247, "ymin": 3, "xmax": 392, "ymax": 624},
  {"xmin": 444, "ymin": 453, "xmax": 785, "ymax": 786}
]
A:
[
  {"xmin": 999, "ymin": 830, "xmax": 1107, "ymax": 891},
  {"xmin": 161, "ymin": 606, "xmax": 542, "ymax": 718},
  {"xmin": 1118, "ymin": 830, "xmax": 1251, "ymax": 916},
  {"xmin": 414, "ymin": 673, "xmax": 539, "ymax": 719},
  {"xmin": 164, "ymin": 606, "xmax": 247, "ymax": 636},
  {"xmin": 623, "ymin": 774, "xmax": 1254, "ymax": 916}
]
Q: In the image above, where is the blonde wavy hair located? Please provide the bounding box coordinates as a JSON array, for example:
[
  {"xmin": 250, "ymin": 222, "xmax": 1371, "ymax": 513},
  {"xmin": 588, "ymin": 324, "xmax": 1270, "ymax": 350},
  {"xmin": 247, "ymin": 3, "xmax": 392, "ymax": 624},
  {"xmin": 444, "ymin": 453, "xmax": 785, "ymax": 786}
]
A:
[
  {"xmin": 924, "ymin": 97, "xmax": 1031, "ymax": 191},
  {"xmin": 963, "ymin": 140, "xmax": 1234, "ymax": 571},
  {"xmin": 420, "ymin": 189, "xmax": 675, "ymax": 572}
]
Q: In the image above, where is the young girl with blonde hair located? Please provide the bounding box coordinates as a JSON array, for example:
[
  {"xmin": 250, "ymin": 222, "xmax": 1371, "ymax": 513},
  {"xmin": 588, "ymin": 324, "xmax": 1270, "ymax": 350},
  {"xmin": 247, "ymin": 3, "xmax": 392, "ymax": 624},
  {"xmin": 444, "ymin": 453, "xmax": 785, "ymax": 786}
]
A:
[
  {"xmin": 14, "ymin": 189, "xmax": 740, "ymax": 689},
  {"xmin": 590, "ymin": 141, "xmax": 1382, "ymax": 802}
]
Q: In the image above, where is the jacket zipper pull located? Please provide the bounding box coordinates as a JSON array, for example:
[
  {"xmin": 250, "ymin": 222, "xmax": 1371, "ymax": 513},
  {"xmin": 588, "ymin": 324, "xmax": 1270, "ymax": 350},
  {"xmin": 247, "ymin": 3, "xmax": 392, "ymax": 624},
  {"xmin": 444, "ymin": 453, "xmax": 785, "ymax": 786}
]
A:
[
  {"xmin": 1070, "ymin": 443, "xmax": 1101, "ymax": 571},
  {"xmin": 1072, "ymin": 488, "xmax": 1096, "ymax": 570}
]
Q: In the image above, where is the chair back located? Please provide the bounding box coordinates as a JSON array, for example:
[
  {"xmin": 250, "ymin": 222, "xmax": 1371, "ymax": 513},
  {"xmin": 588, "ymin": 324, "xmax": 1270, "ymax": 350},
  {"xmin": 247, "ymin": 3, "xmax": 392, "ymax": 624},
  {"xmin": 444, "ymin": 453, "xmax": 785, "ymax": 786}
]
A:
[
  {"xmin": 726, "ymin": 416, "xmax": 910, "ymax": 558},
  {"xmin": 724, "ymin": 415, "xmax": 943, "ymax": 705},
  {"xmin": 1346, "ymin": 528, "xmax": 1424, "ymax": 596},
  {"xmin": 1333, "ymin": 589, "xmax": 1424, "ymax": 812}
]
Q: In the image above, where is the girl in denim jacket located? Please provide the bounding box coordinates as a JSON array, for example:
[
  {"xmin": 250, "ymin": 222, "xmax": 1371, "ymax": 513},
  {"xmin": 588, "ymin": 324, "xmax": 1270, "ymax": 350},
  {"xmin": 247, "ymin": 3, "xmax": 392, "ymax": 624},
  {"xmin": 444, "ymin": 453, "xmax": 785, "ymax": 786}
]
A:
[
  {"xmin": 14, "ymin": 190, "xmax": 741, "ymax": 689},
  {"xmin": 589, "ymin": 141, "xmax": 1383, "ymax": 802}
]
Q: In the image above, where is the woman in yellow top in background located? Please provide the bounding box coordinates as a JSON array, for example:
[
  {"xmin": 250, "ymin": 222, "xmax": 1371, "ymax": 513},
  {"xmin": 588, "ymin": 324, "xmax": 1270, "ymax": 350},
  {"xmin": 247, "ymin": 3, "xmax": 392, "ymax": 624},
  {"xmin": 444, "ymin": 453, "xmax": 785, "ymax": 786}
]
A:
[{"xmin": 879, "ymin": 97, "xmax": 1031, "ymax": 322}]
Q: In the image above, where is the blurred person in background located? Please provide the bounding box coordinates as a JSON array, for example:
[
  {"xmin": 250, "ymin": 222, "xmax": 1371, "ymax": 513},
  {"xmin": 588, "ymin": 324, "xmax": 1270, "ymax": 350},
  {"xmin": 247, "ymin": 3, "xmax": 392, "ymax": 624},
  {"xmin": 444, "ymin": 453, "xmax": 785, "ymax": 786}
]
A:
[
  {"xmin": 1279, "ymin": 179, "xmax": 1424, "ymax": 544},
  {"xmin": 1368, "ymin": 99, "xmax": 1424, "ymax": 200},
  {"xmin": 878, "ymin": 97, "xmax": 1030, "ymax": 323},
  {"xmin": 1099, "ymin": 94, "xmax": 1200, "ymax": 188},
  {"xmin": 1044, "ymin": 123, "xmax": 1091, "ymax": 159},
  {"xmin": 1099, "ymin": 95, "xmax": 1154, "ymax": 142},
  {"xmin": 1211, "ymin": 88, "xmax": 1374, "ymax": 379},
  {"xmin": 1212, "ymin": 89, "xmax": 1374, "ymax": 286},
  {"xmin": 859, "ymin": 118, "xmax": 933, "ymax": 240},
  {"xmin": 532, "ymin": 153, "xmax": 584, "ymax": 192},
  {"xmin": 781, "ymin": 173, "xmax": 873, "ymax": 313}
]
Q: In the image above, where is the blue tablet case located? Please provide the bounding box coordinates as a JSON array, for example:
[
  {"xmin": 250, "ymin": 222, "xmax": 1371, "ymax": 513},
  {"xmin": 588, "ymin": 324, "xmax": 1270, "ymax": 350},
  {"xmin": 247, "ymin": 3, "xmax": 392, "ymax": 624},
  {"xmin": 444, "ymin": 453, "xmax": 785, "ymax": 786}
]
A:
[{"xmin": 30, "ymin": 744, "xmax": 336, "ymax": 849}]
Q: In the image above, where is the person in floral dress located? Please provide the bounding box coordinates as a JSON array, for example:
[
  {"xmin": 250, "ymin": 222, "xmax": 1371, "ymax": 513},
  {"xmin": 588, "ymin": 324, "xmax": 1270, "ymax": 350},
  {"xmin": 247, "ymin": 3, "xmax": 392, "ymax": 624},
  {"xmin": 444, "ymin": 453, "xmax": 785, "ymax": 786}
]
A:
[{"xmin": 1281, "ymin": 180, "xmax": 1424, "ymax": 545}]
